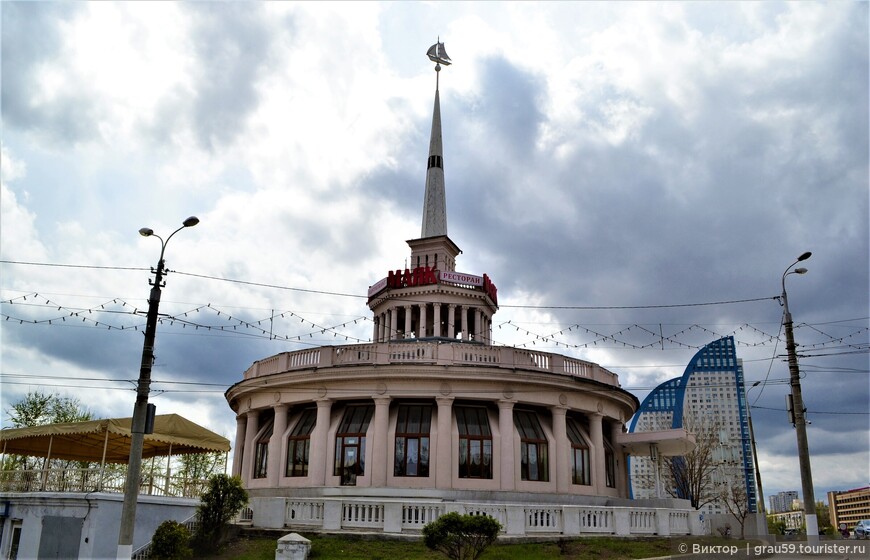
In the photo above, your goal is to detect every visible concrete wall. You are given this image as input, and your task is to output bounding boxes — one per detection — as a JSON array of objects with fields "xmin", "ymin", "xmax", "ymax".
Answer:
[{"xmin": 0, "ymin": 492, "xmax": 199, "ymax": 559}]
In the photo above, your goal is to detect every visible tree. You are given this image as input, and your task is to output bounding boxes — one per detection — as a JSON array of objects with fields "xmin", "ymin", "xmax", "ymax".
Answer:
[
  {"xmin": 718, "ymin": 473, "xmax": 751, "ymax": 539},
  {"xmin": 423, "ymin": 512, "xmax": 501, "ymax": 560},
  {"xmin": 191, "ymin": 474, "xmax": 248, "ymax": 555},
  {"xmin": 632, "ymin": 414, "xmax": 723, "ymax": 510},
  {"xmin": 175, "ymin": 451, "xmax": 225, "ymax": 482},
  {"xmin": 815, "ymin": 501, "xmax": 833, "ymax": 534},
  {"xmin": 4, "ymin": 391, "xmax": 92, "ymax": 470},
  {"xmin": 150, "ymin": 520, "xmax": 192, "ymax": 560},
  {"xmin": 768, "ymin": 516, "xmax": 786, "ymax": 535},
  {"xmin": 6, "ymin": 390, "xmax": 92, "ymax": 428}
]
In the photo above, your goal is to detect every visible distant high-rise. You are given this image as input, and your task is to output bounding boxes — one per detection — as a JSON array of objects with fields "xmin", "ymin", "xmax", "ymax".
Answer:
[
  {"xmin": 769, "ymin": 490, "xmax": 800, "ymax": 513},
  {"xmin": 628, "ymin": 337, "xmax": 757, "ymax": 516}
]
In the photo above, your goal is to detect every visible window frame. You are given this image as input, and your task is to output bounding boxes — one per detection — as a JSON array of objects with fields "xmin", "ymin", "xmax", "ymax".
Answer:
[
  {"xmin": 514, "ymin": 410, "xmax": 549, "ymax": 482},
  {"xmin": 252, "ymin": 419, "xmax": 274, "ymax": 479},
  {"xmin": 286, "ymin": 408, "xmax": 317, "ymax": 477},
  {"xmin": 394, "ymin": 403, "xmax": 433, "ymax": 477},
  {"xmin": 455, "ymin": 405, "xmax": 493, "ymax": 479},
  {"xmin": 334, "ymin": 405, "xmax": 374, "ymax": 485},
  {"xmin": 566, "ymin": 417, "xmax": 591, "ymax": 486},
  {"xmin": 604, "ymin": 438, "xmax": 616, "ymax": 488}
]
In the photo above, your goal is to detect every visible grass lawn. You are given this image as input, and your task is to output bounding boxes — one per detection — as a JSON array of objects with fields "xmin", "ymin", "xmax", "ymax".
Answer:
[{"xmin": 206, "ymin": 533, "xmax": 739, "ymax": 559}]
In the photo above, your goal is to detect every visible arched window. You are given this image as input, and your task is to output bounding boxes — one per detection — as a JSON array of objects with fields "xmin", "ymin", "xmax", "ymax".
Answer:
[
  {"xmin": 455, "ymin": 406, "xmax": 492, "ymax": 479},
  {"xmin": 514, "ymin": 410, "xmax": 549, "ymax": 482},
  {"xmin": 394, "ymin": 404, "xmax": 432, "ymax": 477},
  {"xmin": 252, "ymin": 420, "xmax": 274, "ymax": 479},
  {"xmin": 566, "ymin": 418, "xmax": 591, "ymax": 485},
  {"xmin": 286, "ymin": 408, "xmax": 316, "ymax": 477},
  {"xmin": 334, "ymin": 405, "xmax": 374, "ymax": 486}
]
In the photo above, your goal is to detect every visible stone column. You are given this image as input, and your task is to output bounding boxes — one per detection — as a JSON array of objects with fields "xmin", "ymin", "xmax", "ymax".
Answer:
[
  {"xmin": 550, "ymin": 406, "xmax": 570, "ymax": 493},
  {"xmin": 309, "ymin": 399, "xmax": 332, "ymax": 485},
  {"xmin": 433, "ymin": 303, "xmax": 442, "ymax": 337},
  {"xmin": 498, "ymin": 400, "xmax": 515, "ymax": 491},
  {"xmin": 372, "ymin": 316, "xmax": 378, "ymax": 343},
  {"xmin": 589, "ymin": 413, "xmax": 605, "ymax": 493},
  {"xmin": 404, "ymin": 305, "xmax": 412, "ymax": 338},
  {"xmin": 268, "ymin": 404, "xmax": 289, "ymax": 486},
  {"xmin": 461, "ymin": 306, "xmax": 469, "ymax": 340},
  {"xmin": 447, "ymin": 304, "xmax": 456, "ymax": 339},
  {"xmin": 435, "ymin": 397, "xmax": 454, "ymax": 489},
  {"xmin": 475, "ymin": 309, "xmax": 483, "ymax": 341},
  {"xmin": 233, "ymin": 415, "xmax": 246, "ymax": 477},
  {"xmin": 266, "ymin": 404, "xmax": 290, "ymax": 487},
  {"xmin": 419, "ymin": 304, "xmax": 427, "ymax": 338},
  {"xmin": 241, "ymin": 410, "xmax": 259, "ymax": 482},
  {"xmin": 390, "ymin": 308, "xmax": 398, "ymax": 341},
  {"xmin": 371, "ymin": 396, "xmax": 391, "ymax": 487},
  {"xmin": 380, "ymin": 313, "xmax": 387, "ymax": 342}
]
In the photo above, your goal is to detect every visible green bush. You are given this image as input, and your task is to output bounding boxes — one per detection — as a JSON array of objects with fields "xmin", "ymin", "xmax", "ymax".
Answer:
[
  {"xmin": 422, "ymin": 512, "xmax": 501, "ymax": 560},
  {"xmin": 191, "ymin": 474, "xmax": 248, "ymax": 555},
  {"xmin": 150, "ymin": 520, "xmax": 192, "ymax": 560}
]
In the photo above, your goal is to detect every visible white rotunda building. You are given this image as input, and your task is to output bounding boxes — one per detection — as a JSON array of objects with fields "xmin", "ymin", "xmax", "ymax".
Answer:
[{"xmin": 225, "ymin": 43, "xmax": 700, "ymax": 538}]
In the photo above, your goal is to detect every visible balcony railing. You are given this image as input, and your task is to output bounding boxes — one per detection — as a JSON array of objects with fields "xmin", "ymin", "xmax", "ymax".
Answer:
[
  {"xmin": 244, "ymin": 341, "xmax": 618, "ymax": 386},
  {"xmin": 0, "ymin": 466, "xmax": 208, "ymax": 499}
]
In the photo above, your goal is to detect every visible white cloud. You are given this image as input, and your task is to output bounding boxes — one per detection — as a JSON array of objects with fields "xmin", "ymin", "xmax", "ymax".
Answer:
[{"xmin": 1, "ymin": 2, "xmax": 866, "ymax": 501}]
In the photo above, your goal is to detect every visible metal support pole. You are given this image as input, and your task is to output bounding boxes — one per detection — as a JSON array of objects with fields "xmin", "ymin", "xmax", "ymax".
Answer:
[{"xmin": 781, "ymin": 253, "xmax": 818, "ymax": 543}]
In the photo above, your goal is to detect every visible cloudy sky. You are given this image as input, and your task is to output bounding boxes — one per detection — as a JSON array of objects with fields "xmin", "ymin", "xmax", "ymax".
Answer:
[{"xmin": 2, "ymin": 2, "xmax": 867, "ymax": 504}]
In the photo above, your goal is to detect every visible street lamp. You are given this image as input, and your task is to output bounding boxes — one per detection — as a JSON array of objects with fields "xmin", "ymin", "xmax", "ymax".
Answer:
[
  {"xmin": 117, "ymin": 216, "xmax": 199, "ymax": 559},
  {"xmin": 780, "ymin": 251, "xmax": 818, "ymax": 543}
]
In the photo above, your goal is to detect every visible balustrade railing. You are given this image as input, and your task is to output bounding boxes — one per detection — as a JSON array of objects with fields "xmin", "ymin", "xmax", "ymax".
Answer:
[
  {"xmin": 342, "ymin": 501, "xmax": 384, "ymax": 529},
  {"xmin": 242, "ymin": 341, "xmax": 619, "ymax": 386},
  {"xmin": 402, "ymin": 503, "xmax": 443, "ymax": 529},
  {"xmin": 272, "ymin": 497, "xmax": 699, "ymax": 538},
  {"xmin": 578, "ymin": 507, "xmax": 613, "ymax": 532}
]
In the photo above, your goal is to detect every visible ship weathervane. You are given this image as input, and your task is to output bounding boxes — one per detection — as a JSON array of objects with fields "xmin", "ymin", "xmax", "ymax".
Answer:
[{"xmin": 427, "ymin": 39, "xmax": 452, "ymax": 70}]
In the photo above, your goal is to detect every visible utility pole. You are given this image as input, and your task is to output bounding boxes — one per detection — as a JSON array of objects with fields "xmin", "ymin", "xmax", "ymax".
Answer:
[
  {"xmin": 117, "ymin": 217, "xmax": 199, "ymax": 559},
  {"xmin": 781, "ymin": 251, "xmax": 818, "ymax": 543}
]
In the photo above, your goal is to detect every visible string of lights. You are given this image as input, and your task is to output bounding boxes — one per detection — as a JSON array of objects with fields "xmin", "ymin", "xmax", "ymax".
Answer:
[{"xmin": 3, "ymin": 290, "xmax": 867, "ymax": 355}]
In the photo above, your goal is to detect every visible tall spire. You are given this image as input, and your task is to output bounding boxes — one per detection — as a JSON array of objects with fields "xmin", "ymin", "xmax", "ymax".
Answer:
[{"xmin": 421, "ymin": 40, "xmax": 450, "ymax": 238}]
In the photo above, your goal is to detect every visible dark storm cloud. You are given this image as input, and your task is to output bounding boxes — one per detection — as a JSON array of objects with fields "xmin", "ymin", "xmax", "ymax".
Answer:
[
  {"xmin": 182, "ymin": 3, "xmax": 277, "ymax": 151},
  {"xmin": 0, "ymin": 2, "xmax": 99, "ymax": 143},
  {"xmin": 425, "ymin": 17, "xmax": 867, "ymax": 469}
]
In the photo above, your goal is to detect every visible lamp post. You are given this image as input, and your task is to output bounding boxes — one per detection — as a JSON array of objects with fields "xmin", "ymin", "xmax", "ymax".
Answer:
[
  {"xmin": 747, "ymin": 381, "xmax": 767, "ymax": 537},
  {"xmin": 781, "ymin": 251, "xmax": 818, "ymax": 543},
  {"xmin": 117, "ymin": 216, "xmax": 199, "ymax": 559}
]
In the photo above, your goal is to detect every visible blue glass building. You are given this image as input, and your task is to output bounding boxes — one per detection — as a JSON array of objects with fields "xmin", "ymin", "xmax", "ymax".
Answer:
[{"xmin": 629, "ymin": 336, "xmax": 757, "ymax": 514}]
